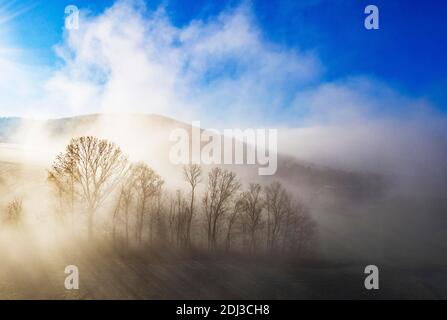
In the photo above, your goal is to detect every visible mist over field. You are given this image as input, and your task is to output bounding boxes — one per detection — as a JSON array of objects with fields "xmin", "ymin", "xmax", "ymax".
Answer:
[{"xmin": 0, "ymin": 113, "xmax": 446, "ymax": 299}]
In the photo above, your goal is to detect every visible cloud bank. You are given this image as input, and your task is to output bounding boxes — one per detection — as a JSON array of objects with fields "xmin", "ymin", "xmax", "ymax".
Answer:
[{"xmin": 41, "ymin": 0, "xmax": 320, "ymax": 126}]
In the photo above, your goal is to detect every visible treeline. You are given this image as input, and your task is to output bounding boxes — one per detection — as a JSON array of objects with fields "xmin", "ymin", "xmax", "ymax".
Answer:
[{"xmin": 47, "ymin": 136, "xmax": 317, "ymax": 255}]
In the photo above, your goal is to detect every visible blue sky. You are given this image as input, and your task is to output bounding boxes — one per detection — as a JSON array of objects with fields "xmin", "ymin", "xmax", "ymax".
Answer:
[
  {"xmin": 1, "ymin": 0, "xmax": 446, "ymax": 123},
  {"xmin": 6, "ymin": 0, "xmax": 446, "ymax": 107}
]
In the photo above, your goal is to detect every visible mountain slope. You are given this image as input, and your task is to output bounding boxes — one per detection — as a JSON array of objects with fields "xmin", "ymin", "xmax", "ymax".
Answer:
[{"xmin": 0, "ymin": 113, "xmax": 387, "ymax": 202}]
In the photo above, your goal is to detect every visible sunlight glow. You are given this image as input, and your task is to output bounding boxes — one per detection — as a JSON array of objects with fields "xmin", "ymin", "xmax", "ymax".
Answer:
[{"xmin": 0, "ymin": 1, "xmax": 34, "ymax": 52}]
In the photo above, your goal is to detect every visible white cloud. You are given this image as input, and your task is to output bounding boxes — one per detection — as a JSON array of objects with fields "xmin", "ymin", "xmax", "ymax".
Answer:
[{"xmin": 36, "ymin": 0, "xmax": 320, "ymax": 126}]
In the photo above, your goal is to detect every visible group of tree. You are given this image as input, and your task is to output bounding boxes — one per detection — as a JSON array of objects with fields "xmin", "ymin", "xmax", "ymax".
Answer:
[{"xmin": 48, "ymin": 136, "xmax": 317, "ymax": 255}]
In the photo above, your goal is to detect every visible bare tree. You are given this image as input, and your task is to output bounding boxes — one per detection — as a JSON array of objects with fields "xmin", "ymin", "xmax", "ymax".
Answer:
[
  {"xmin": 183, "ymin": 164, "xmax": 202, "ymax": 247},
  {"xmin": 133, "ymin": 162, "xmax": 164, "ymax": 245},
  {"xmin": 265, "ymin": 182, "xmax": 290, "ymax": 250},
  {"xmin": 112, "ymin": 188, "xmax": 124, "ymax": 243},
  {"xmin": 225, "ymin": 197, "xmax": 243, "ymax": 251},
  {"xmin": 4, "ymin": 198, "xmax": 23, "ymax": 226},
  {"xmin": 203, "ymin": 168, "xmax": 240, "ymax": 250},
  {"xmin": 48, "ymin": 155, "xmax": 75, "ymax": 227},
  {"xmin": 167, "ymin": 196, "xmax": 176, "ymax": 244},
  {"xmin": 148, "ymin": 187, "xmax": 165, "ymax": 246},
  {"xmin": 49, "ymin": 136, "xmax": 127, "ymax": 239},
  {"xmin": 282, "ymin": 201, "xmax": 317, "ymax": 255},
  {"xmin": 112, "ymin": 166, "xmax": 136, "ymax": 245},
  {"xmin": 166, "ymin": 191, "xmax": 188, "ymax": 247},
  {"xmin": 175, "ymin": 190, "xmax": 189, "ymax": 247},
  {"xmin": 240, "ymin": 184, "xmax": 264, "ymax": 253}
]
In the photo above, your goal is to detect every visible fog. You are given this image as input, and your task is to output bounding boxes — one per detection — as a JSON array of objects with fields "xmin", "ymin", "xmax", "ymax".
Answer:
[
  {"xmin": 0, "ymin": 0, "xmax": 446, "ymax": 299},
  {"xmin": 0, "ymin": 111, "xmax": 446, "ymax": 298}
]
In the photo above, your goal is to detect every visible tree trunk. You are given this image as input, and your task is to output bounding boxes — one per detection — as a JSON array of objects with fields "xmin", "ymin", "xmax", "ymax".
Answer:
[
  {"xmin": 125, "ymin": 206, "xmax": 129, "ymax": 246},
  {"xmin": 87, "ymin": 206, "xmax": 94, "ymax": 240},
  {"xmin": 186, "ymin": 187, "xmax": 195, "ymax": 247},
  {"xmin": 137, "ymin": 202, "xmax": 145, "ymax": 244}
]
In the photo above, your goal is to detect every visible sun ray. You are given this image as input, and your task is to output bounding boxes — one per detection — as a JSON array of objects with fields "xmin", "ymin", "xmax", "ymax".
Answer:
[
  {"xmin": 0, "ymin": 0, "xmax": 36, "ymax": 26},
  {"xmin": 0, "ymin": 1, "xmax": 36, "ymax": 61}
]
